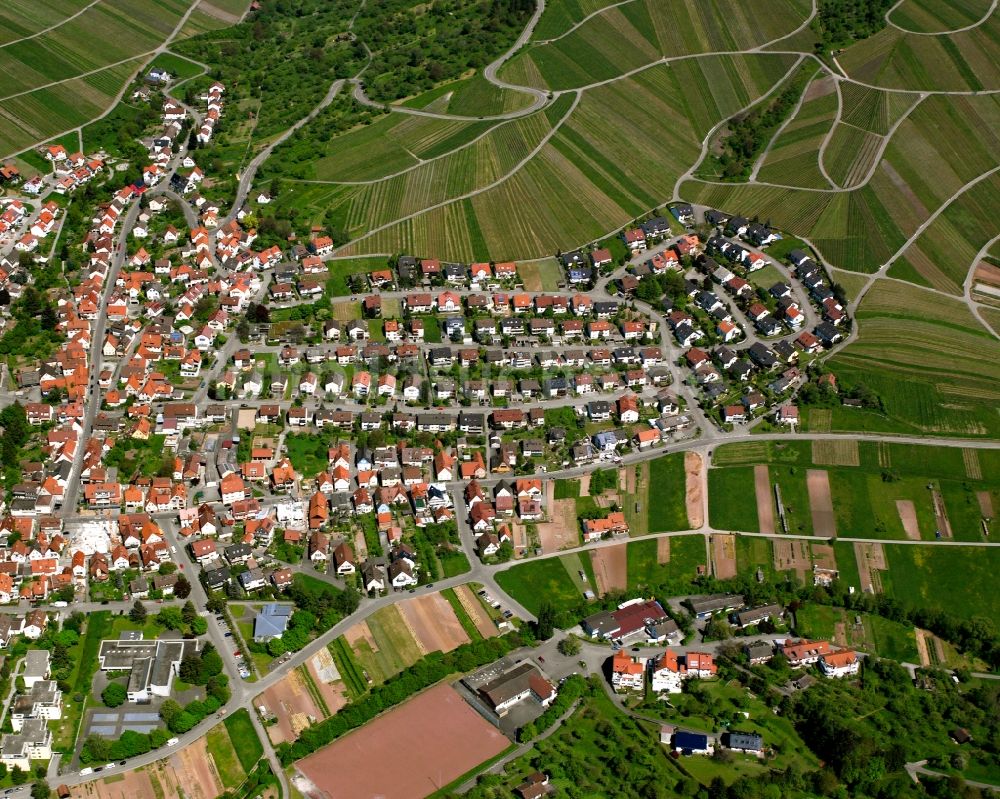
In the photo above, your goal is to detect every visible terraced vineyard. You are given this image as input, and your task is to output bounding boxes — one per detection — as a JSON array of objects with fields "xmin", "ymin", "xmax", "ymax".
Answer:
[
  {"xmin": 837, "ymin": 13, "xmax": 1000, "ymax": 92},
  {"xmin": 338, "ymin": 53, "xmax": 798, "ymax": 259},
  {"xmin": 757, "ymin": 75, "xmax": 838, "ymax": 188},
  {"xmin": 888, "ymin": 0, "xmax": 994, "ymax": 33},
  {"xmin": 839, "ymin": 83, "xmax": 919, "ymax": 136},
  {"xmin": 823, "ymin": 123, "xmax": 883, "ymax": 188},
  {"xmin": 497, "ymin": 0, "xmax": 812, "ymax": 91},
  {"xmin": 0, "ymin": 0, "xmax": 195, "ymax": 159},
  {"xmin": 683, "ymin": 92, "xmax": 1000, "ymax": 274}
]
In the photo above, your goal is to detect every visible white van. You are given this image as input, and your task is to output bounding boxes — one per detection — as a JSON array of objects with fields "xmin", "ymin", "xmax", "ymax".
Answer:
[
  {"xmin": 167, "ymin": 737, "xmax": 179, "ymax": 747},
  {"xmin": 79, "ymin": 768, "xmax": 93, "ymax": 776}
]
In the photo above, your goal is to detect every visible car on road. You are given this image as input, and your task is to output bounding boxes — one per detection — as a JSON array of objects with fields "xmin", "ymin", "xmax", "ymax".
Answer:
[
  {"xmin": 120, "ymin": 761, "xmax": 127, "ymax": 766},
  {"xmin": 233, "ymin": 650, "xmax": 241, "ymax": 657},
  {"xmin": 538, "ymin": 656, "xmax": 545, "ymax": 663}
]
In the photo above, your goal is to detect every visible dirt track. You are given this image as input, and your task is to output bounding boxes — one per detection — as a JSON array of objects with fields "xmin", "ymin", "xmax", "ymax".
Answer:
[
  {"xmin": 754, "ymin": 465, "xmax": 774, "ymax": 533},
  {"xmin": 591, "ymin": 543, "xmax": 627, "ymax": 593},
  {"xmin": 806, "ymin": 469, "xmax": 836, "ymax": 537},
  {"xmin": 895, "ymin": 500, "xmax": 921, "ymax": 540},
  {"xmin": 296, "ymin": 684, "xmax": 508, "ymax": 799},
  {"xmin": 657, "ymin": 537, "xmax": 670, "ymax": 564},
  {"xmin": 930, "ymin": 488, "xmax": 953, "ymax": 538},
  {"xmin": 978, "ymin": 491, "xmax": 995, "ymax": 517},
  {"xmin": 711, "ymin": 534, "xmax": 737, "ymax": 579},
  {"xmin": 398, "ymin": 592, "xmax": 469, "ymax": 654},
  {"xmin": 684, "ymin": 452, "xmax": 704, "ymax": 528}
]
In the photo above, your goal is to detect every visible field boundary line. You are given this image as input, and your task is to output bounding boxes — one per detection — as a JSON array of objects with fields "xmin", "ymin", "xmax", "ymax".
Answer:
[{"xmin": 885, "ymin": 0, "xmax": 999, "ymax": 35}]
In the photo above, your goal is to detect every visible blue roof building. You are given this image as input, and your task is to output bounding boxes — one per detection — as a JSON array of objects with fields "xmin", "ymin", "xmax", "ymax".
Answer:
[
  {"xmin": 673, "ymin": 731, "xmax": 711, "ymax": 754},
  {"xmin": 253, "ymin": 603, "xmax": 293, "ymax": 641}
]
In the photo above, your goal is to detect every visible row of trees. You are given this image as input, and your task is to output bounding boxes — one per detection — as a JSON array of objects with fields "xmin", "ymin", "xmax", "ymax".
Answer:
[{"xmin": 277, "ymin": 633, "xmax": 526, "ymax": 763}]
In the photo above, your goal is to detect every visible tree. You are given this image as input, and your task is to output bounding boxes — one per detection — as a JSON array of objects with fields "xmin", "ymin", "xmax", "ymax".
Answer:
[
  {"xmin": 179, "ymin": 654, "xmax": 201, "ymax": 685},
  {"xmin": 557, "ymin": 637, "xmax": 581, "ymax": 656},
  {"xmin": 11, "ymin": 766, "xmax": 25, "ymax": 785},
  {"xmin": 536, "ymin": 600, "xmax": 556, "ymax": 640},
  {"xmin": 182, "ymin": 600, "xmax": 197, "ymax": 626},
  {"xmin": 174, "ymin": 575, "xmax": 192, "ymax": 599},
  {"xmin": 102, "ymin": 682, "xmax": 127, "ymax": 708},
  {"xmin": 31, "ymin": 780, "xmax": 50, "ymax": 799},
  {"xmin": 130, "ymin": 600, "xmax": 148, "ymax": 624},
  {"xmin": 157, "ymin": 606, "xmax": 183, "ymax": 630},
  {"xmin": 159, "ymin": 699, "xmax": 182, "ymax": 726}
]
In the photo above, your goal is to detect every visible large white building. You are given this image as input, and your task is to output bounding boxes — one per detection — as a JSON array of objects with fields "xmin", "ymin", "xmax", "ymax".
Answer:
[
  {"xmin": 11, "ymin": 680, "xmax": 62, "ymax": 731},
  {"xmin": 819, "ymin": 650, "xmax": 859, "ymax": 678},
  {"xmin": 98, "ymin": 635, "xmax": 200, "ymax": 703},
  {"xmin": 0, "ymin": 719, "xmax": 52, "ymax": 771}
]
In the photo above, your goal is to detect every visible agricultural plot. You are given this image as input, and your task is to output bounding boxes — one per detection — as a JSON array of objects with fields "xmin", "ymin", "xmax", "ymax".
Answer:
[
  {"xmin": 342, "ymin": 606, "xmax": 424, "ymax": 685},
  {"xmin": 890, "ymin": 171, "xmax": 1000, "ymax": 294},
  {"xmin": 707, "ymin": 465, "xmax": 759, "ymax": 531},
  {"xmin": 496, "ymin": 557, "xmax": 587, "ymax": 616},
  {"xmin": 440, "ymin": 73, "xmax": 537, "ymax": 117},
  {"xmin": 625, "ymin": 535, "xmax": 706, "ymax": 589},
  {"xmin": 347, "ymin": 54, "xmax": 800, "ymax": 260},
  {"xmin": 757, "ymin": 75, "xmax": 837, "ymax": 188},
  {"xmin": 0, "ymin": 57, "xmax": 146, "ymax": 158},
  {"xmin": 829, "ymin": 280, "xmax": 1000, "ymax": 437},
  {"xmin": 838, "ymin": 15, "xmax": 1000, "ymax": 92},
  {"xmin": 530, "ymin": 0, "xmax": 628, "ymax": 41},
  {"xmin": 498, "ymin": 0, "xmax": 811, "ymax": 91},
  {"xmin": 683, "ymin": 93, "xmax": 1000, "ymax": 275},
  {"xmin": 823, "ymin": 123, "xmax": 883, "ymax": 189},
  {"xmin": 888, "ymin": 0, "xmax": 994, "ymax": 33},
  {"xmin": 795, "ymin": 605, "xmax": 919, "ymax": 663},
  {"xmin": 839, "ymin": 83, "xmax": 919, "ymax": 136},
  {"xmin": 304, "ymin": 111, "xmax": 496, "ymax": 182}
]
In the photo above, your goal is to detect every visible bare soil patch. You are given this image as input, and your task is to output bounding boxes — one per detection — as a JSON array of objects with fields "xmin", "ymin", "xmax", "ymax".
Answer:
[
  {"xmin": 398, "ymin": 592, "xmax": 470, "ymax": 654},
  {"xmin": 806, "ymin": 469, "xmax": 836, "ymax": 537},
  {"xmin": 657, "ymin": 536, "xmax": 671, "ymax": 564},
  {"xmin": 977, "ymin": 491, "xmax": 994, "ymax": 518},
  {"xmin": 810, "ymin": 542, "xmax": 838, "ymax": 571},
  {"xmin": 537, "ymin": 491, "xmax": 578, "ymax": 553},
  {"xmin": 344, "ymin": 620, "xmax": 379, "ymax": 653},
  {"xmin": 354, "ymin": 529, "xmax": 368, "ymax": 560},
  {"xmin": 295, "ymin": 684, "xmax": 509, "ymax": 799},
  {"xmin": 915, "ymin": 628, "xmax": 931, "ymax": 667},
  {"xmin": 773, "ymin": 539, "xmax": 811, "ymax": 578},
  {"xmin": 71, "ymin": 766, "xmax": 158, "ymax": 799},
  {"xmin": 833, "ymin": 621, "xmax": 848, "ymax": 648},
  {"xmin": 974, "ymin": 260, "xmax": 1000, "ymax": 288},
  {"xmin": 591, "ymin": 543, "xmax": 628, "ymax": 593},
  {"xmin": 578, "ymin": 473, "xmax": 591, "ymax": 496},
  {"xmin": 711, "ymin": 534, "xmax": 737, "ymax": 579},
  {"xmin": 896, "ymin": 500, "xmax": 921, "ymax": 540},
  {"xmin": 804, "ymin": 74, "xmax": 837, "ymax": 101},
  {"xmin": 754, "ymin": 465, "xmax": 775, "ymax": 534},
  {"xmin": 854, "ymin": 542, "xmax": 887, "ymax": 593},
  {"xmin": 930, "ymin": 488, "xmax": 953, "ymax": 538},
  {"xmin": 685, "ymin": 452, "xmax": 704, "ymax": 529},
  {"xmin": 455, "ymin": 584, "xmax": 498, "ymax": 638},
  {"xmin": 811, "ymin": 439, "xmax": 859, "ymax": 466},
  {"xmin": 171, "ymin": 735, "xmax": 224, "ymax": 799},
  {"xmin": 259, "ymin": 668, "xmax": 326, "ymax": 745},
  {"xmin": 623, "ymin": 465, "xmax": 637, "ymax": 495}
]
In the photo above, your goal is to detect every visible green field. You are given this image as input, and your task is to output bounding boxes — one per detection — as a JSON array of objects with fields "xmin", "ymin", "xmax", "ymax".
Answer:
[
  {"xmin": 206, "ymin": 724, "xmax": 245, "ymax": 788},
  {"xmin": 826, "ymin": 281, "xmax": 1000, "ymax": 438},
  {"xmin": 223, "ymin": 708, "xmax": 264, "ymax": 773},
  {"xmin": 496, "ymin": 556, "xmax": 586, "ymax": 616},
  {"xmin": 625, "ymin": 535, "xmax": 706, "ymax": 590},
  {"xmin": 838, "ymin": 16, "xmax": 1000, "ymax": 92},
  {"xmin": 884, "ymin": 544, "xmax": 1000, "ymax": 621},
  {"xmin": 347, "ymin": 605, "xmax": 424, "ymax": 684},
  {"xmin": 709, "ymin": 440, "xmax": 1000, "ymax": 542},
  {"xmin": 888, "ymin": 0, "xmax": 994, "ymax": 32},
  {"xmin": 707, "ymin": 466, "xmax": 759, "ymax": 531},
  {"xmin": 646, "ymin": 453, "xmax": 690, "ymax": 532}
]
